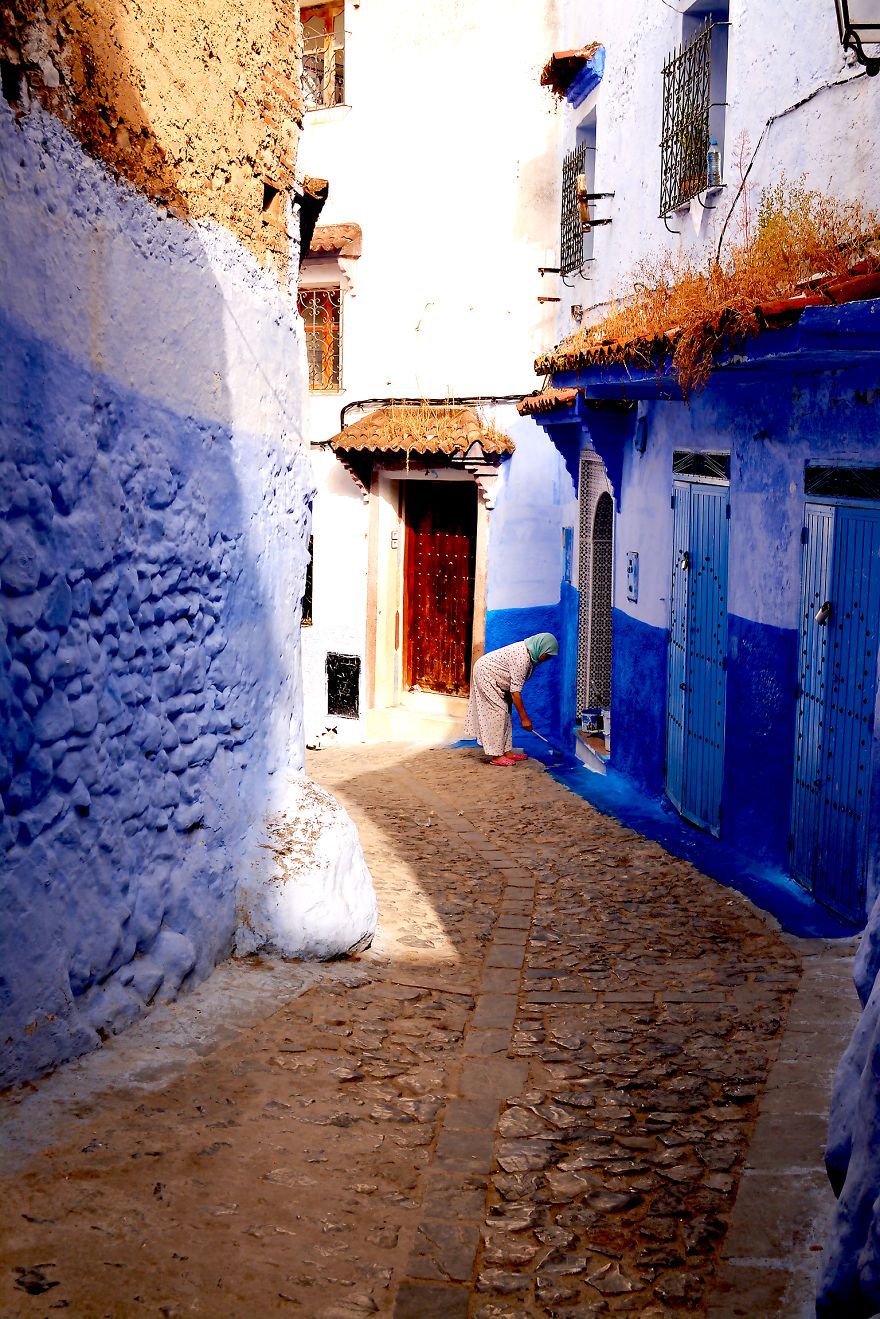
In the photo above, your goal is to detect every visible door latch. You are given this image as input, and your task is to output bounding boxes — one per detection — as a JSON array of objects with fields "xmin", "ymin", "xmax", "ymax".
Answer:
[
  {"xmin": 680, "ymin": 551, "xmax": 690, "ymax": 572},
  {"xmin": 815, "ymin": 600, "xmax": 832, "ymax": 625}
]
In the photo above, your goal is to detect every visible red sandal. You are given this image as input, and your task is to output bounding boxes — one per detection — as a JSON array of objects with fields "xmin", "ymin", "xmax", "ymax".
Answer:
[
  {"xmin": 507, "ymin": 753, "xmax": 528, "ymax": 762},
  {"xmin": 490, "ymin": 755, "xmax": 519, "ymax": 766}
]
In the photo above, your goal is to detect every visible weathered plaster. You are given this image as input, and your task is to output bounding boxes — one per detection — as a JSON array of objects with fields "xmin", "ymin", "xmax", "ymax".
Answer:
[
  {"xmin": 0, "ymin": 103, "xmax": 312, "ymax": 1086},
  {"xmin": 0, "ymin": 0, "xmax": 301, "ymax": 273}
]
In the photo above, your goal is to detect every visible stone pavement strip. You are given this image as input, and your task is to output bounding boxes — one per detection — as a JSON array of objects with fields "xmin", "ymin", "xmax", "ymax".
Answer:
[{"xmin": 0, "ymin": 743, "xmax": 858, "ymax": 1318}]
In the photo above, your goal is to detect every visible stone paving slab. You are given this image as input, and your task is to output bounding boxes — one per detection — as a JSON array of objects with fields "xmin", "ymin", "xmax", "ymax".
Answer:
[{"xmin": 0, "ymin": 743, "xmax": 857, "ymax": 1319}]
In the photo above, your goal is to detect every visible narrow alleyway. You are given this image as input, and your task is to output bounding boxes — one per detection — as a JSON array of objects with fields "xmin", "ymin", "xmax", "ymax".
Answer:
[{"xmin": 0, "ymin": 744, "xmax": 853, "ymax": 1318}]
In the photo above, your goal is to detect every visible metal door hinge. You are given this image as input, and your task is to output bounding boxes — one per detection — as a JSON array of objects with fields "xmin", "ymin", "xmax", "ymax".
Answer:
[
  {"xmin": 726, "ymin": 504, "xmax": 731, "ymax": 519},
  {"xmin": 801, "ymin": 525, "xmax": 809, "ymax": 544},
  {"xmin": 671, "ymin": 493, "xmax": 676, "ymax": 509}
]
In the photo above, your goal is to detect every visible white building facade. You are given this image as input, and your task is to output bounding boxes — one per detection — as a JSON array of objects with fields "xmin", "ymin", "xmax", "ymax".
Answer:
[{"xmin": 296, "ymin": 0, "xmax": 580, "ymax": 748}]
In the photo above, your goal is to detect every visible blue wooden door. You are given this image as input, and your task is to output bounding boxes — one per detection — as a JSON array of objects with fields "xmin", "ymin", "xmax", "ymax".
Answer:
[
  {"xmin": 791, "ymin": 503, "xmax": 880, "ymax": 922},
  {"xmin": 665, "ymin": 481, "xmax": 730, "ymax": 836}
]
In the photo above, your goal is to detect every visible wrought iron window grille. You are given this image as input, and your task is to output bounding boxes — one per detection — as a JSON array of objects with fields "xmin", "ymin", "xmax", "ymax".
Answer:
[
  {"xmin": 560, "ymin": 145, "xmax": 612, "ymax": 277},
  {"xmin": 298, "ymin": 287, "xmax": 342, "ymax": 391},
  {"xmin": 301, "ymin": 535, "xmax": 313, "ymax": 626},
  {"xmin": 302, "ymin": 2, "xmax": 345, "ymax": 111},
  {"xmin": 673, "ymin": 450, "xmax": 730, "ymax": 482},
  {"xmin": 805, "ymin": 465, "xmax": 880, "ymax": 500},
  {"xmin": 326, "ymin": 652, "xmax": 360, "ymax": 719},
  {"xmin": 660, "ymin": 21, "xmax": 725, "ymax": 217}
]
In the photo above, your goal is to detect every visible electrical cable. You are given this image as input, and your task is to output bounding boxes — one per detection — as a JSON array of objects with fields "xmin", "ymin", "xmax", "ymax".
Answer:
[
  {"xmin": 339, "ymin": 394, "xmax": 532, "ymax": 430},
  {"xmin": 715, "ymin": 69, "xmax": 868, "ymax": 261}
]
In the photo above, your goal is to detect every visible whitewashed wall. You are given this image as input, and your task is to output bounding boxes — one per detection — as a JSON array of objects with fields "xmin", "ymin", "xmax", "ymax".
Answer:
[
  {"xmin": 552, "ymin": 0, "xmax": 880, "ymax": 335},
  {"xmin": 0, "ymin": 105, "xmax": 313, "ymax": 1085},
  {"xmin": 297, "ymin": 0, "xmax": 567, "ymax": 741}
]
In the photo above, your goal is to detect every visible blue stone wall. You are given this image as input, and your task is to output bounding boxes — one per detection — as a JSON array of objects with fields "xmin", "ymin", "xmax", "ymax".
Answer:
[
  {"xmin": 0, "ymin": 108, "xmax": 311, "ymax": 1086},
  {"xmin": 820, "ymin": 899, "xmax": 880, "ymax": 1317}
]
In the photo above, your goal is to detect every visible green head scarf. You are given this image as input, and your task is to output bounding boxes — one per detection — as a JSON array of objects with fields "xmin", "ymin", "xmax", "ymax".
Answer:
[{"xmin": 524, "ymin": 633, "xmax": 559, "ymax": 664}]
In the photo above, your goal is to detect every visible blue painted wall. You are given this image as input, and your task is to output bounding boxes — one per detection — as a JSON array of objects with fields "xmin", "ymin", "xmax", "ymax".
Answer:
[
  {"xmin": 577, "ymin": 361, "xmax": 880, "ymax": 907},
  {"xmin": 0, "ymin": 108, "xmax": 311, "ymax": 1086},
  {"xmin": 724, "ymin": 615, "xmax": 798, "ymax": 868},
  {"xmin": 608, "ymin": 608, "xmax": 667, "ymax": 795},
  {"xmin": 484, "ymin": 408, "xmax": 579, "ymax": 749}
]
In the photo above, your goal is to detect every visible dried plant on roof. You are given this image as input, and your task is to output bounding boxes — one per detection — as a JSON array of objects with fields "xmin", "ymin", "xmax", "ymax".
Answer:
[{"xmin": 537, "ymin": 180, "xmax": 880, "ymax": 398}]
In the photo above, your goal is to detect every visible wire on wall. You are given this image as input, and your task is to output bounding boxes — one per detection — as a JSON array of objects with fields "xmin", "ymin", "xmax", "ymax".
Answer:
[{"xmin": 715, "ymin": 69, "xmax": 869, "ymax": 261}]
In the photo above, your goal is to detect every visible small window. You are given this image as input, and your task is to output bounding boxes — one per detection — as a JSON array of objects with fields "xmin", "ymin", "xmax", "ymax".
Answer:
[
  {"xmin": 805, "ymin": 466, "xmax": 880, "ymax": 500},
  {"xmin": 660, "ymin": 2, "xmax": 729, "ymax": 216},
  {"xmin": 327, "ymin": 652, "xmax": 360, "ymax": 719},
  {"xmin": 673, "ymin": 450, "xmax": 730, "ymax": 481},
  {"xmin": 302, "ymin": 535, "xmax": 313, "ymax": 626},
  {"xmin": 302, "ymin": 2, "xmax": 345, "ymax": 110},
  {"xmin": 560, "ymin": 142, "xmax": 588, "ymax": 276},
  {"xmin": 298, "ymin": 288, "xmax": 342, "ymax": 390}
]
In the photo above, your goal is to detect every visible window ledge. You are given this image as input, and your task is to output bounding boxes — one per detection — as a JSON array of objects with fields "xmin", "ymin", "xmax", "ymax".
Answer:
[{"xmin": 303, "ymin": 103, "xmax": 351, "ymax": 127}]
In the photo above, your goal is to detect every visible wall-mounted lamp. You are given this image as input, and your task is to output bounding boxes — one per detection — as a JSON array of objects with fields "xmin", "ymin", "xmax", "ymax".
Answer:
[{"xmin": 834, "ymin": 0, "xmax": 880, "ymax": 74}]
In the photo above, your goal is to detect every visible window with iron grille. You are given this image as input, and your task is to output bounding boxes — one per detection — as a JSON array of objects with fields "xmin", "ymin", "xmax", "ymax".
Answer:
[
  {"xmin": 298, "ymin": 288, "xmax": 342, "ymax": 391},
  {"xmin": 327, "ymin": 652, "xmax": 360, "ymax": 719},
  {"xmin": 301, "ymin": 535, "xmax": 313, "ymax": 626},
  {"xmin": 673, "ymin": 450, "xmax": 730, "ymax": 482},
  {"xmin": 560, "ymin": 142, "xmax": 588, "ymax": 276},
  {"xmin": 660, "ymin": 21, "xmax": 715, "ymax": 216},
  {"xmin": 302, "ymin": 2, "xmax": 345, "ymax": 110},
  {"xmin": 805, "ymin": 466, "xmax": 880, "ymax": 500}
]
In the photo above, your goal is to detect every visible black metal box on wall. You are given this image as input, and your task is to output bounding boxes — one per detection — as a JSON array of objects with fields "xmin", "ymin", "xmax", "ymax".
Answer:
[{"xmin": 326, "ymin": 652, "xmax": 360, "ymax": 719}]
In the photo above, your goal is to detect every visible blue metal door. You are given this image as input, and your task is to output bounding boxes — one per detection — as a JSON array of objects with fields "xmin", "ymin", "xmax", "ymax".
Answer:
[
  {"xmin": 665, "ymin": 480, "xmax": 729, "ymax": 836},
  {"xmin": 791, "ymin": 503, "xmax": 880, "ymax": 922}
]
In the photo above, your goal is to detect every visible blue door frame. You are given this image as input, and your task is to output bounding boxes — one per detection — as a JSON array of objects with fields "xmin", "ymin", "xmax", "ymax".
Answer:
[
  {"xmin": 791, "ymin": 502, "xmax": 880, "ymax": 924},
  {"xmin": 665, "ymin": 480, "xmax": 730, "ymax": 837}
]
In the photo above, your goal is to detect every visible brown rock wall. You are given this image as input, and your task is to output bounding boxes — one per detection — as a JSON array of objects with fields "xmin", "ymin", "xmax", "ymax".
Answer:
[{"xmin": 0, "ymin": 0, "xmax": 302, "ymax": 270}]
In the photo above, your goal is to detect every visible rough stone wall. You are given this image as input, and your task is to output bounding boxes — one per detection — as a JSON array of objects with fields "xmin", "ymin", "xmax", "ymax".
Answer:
[
  {"xmin": 0, "ymin": 0, "xmax": 312, "ymax": 1087},
  {"xmin": 820, "ymin": 900, "xmax": 880, "ymax": 1316},
  {"xmin": 0, "ymin": 0, "xmax": 301, "ymax": 273}
]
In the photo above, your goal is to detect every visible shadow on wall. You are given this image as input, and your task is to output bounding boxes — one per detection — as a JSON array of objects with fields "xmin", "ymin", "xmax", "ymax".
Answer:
[{"xmin": 0, "ymin": 91, "xmax": 308, "ymax": 1087}]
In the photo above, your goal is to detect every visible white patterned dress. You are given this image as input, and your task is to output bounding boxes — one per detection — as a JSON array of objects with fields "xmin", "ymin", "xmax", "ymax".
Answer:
[{"xmin": 463, "ymin": 642, "xmax": 535, "ymax": 757}]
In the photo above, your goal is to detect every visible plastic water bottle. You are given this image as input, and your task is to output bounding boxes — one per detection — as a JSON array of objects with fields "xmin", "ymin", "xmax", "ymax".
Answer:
[{"xmin": 707, "ymin": 140, "xmax": 722, "ymax": 188}]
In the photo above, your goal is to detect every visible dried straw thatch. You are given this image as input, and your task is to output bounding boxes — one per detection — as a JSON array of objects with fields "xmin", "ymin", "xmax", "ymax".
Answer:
[
  {"xmin": 537, "ymin": 180, "xmax": 880, "ymax": 398},
  {"xmin": 327, "ymin": 404, "xmax": 515, "ymax": 457}
]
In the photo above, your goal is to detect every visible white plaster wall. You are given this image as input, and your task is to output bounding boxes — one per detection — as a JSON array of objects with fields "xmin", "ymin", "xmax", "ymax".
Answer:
[
  {"xmin": 552, "ymin": 0, "xmax": 880, "ymax": 336},
  {"xmin": 297, "ymin": 0, "xmax": 566, "ymax": 734},
  {"xmin": 301, "ymin": 446, "xmax": 369, "ymax": 743},
  {"xmin": 486, "ymin": 408, "xmax": 578, "ymax": 613}
]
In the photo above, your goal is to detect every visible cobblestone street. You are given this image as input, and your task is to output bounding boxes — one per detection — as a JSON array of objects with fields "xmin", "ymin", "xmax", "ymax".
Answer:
[{"xmin": 0, "ymin": 744, "xmax": 856, "ymax": 1318}]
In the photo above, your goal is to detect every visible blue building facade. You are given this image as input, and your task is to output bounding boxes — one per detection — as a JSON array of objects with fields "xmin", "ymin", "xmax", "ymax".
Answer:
[{"xmin": 529, "ymin": 299, "xmax": 880, "ymax": 928}]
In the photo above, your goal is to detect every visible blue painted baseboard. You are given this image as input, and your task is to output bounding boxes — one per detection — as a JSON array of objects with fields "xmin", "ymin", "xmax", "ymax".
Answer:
[
  {"xmin": 485, "ymin": 600, "xmax": 578, "ymax": 747},
  {"xmin": 610, "ymin": 608, "xmax": 667, "ymax": 795}
]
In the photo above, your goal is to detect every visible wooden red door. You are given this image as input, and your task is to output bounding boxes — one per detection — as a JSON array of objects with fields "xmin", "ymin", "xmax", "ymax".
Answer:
[{"xmin": 403, "ymin": 481, "xmax": 477, "ymax": 695}]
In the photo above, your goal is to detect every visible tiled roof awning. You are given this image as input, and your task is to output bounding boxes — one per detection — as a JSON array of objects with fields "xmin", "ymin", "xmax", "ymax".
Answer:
[
  {"xmin": 327, "ymin": 405, "xmax": 515, "ymax": 457},
  {"xmin": 308, "ymin": 223, "xmax": 362, "ymax": 257},
  {"xmin": 518, "ymin": 388, "xmax": 580, "ymax": 417},
  {"xmin": 535, "ymin": 267, "xmax": 880, "ymax": 382},
  {"xmin": 541, "ymin": 42, "xmax": 605, "ymax": 106}
]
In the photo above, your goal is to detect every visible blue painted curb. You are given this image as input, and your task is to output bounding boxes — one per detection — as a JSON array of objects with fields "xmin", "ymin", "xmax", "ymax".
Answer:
[{"xmin": 451, "ymin": 735, "xmax": 857, "ymax": 940}]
